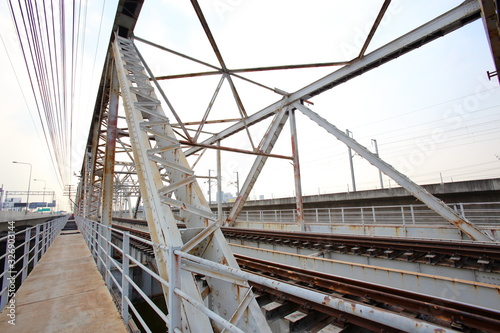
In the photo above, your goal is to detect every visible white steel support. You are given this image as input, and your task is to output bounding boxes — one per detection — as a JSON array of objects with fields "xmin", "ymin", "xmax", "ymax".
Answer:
[
  {"xmin": 225, "ymin": 105, "xmax": 290, "ymax": 225},
  {"xmin": 289, "ymin": 109, "xmax": 305, "ymax": 231},
  {"xmin": 295, "ymin": 102, "xmax": 496, "ymax": 242},
  {"xmin": 112, "ymin": 36, "xmax": 270, "ymax": 332}
]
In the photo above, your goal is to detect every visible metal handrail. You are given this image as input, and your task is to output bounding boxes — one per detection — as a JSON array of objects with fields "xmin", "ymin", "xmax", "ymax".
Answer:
[
  {"xmin": 226, "ymin": 202, "xmax": 500, "ymax": 225},
  {"xmin": 76, "ymin": 216, "xmax": 458, "ymax": 333},
  {"xmin": 0, "ymin": 216, "xmax": 68, "ymax": 310}
]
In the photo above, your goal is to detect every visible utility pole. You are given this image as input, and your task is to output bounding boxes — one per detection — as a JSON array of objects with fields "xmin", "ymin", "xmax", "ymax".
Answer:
[
  {"xmin": 13, "ymin": 161, "xmax": 32, "ymax": 213},
  {"xmin": 217, "ymin": 141, "xmax": 222, "ymax": 220},
  {"xmin": 34, "ymin": 179, "xmax": 47, "ymax": 205},
  {"xmin": 234, "ymin": 171, "xmax": 240, "ymax": 196},
  {"xmin": 208, "ymin": 169, "xmax": 213, "ymax": 204},
  {"xmin": 371, "ymin": 139, "xmax": 384, "ymax": 189},
  {"xmin": 346, "ymin": 130, "xmax": 356, "ymax": 192},
  {"xmin": 0, "ymin": 184, "xmax": 3, "ymax": 211}
]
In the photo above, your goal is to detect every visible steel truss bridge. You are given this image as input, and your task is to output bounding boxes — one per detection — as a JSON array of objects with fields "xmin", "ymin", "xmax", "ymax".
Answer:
[{"xmin": 73, "ymin": 1, "xmax": 500, "ymax": 332}]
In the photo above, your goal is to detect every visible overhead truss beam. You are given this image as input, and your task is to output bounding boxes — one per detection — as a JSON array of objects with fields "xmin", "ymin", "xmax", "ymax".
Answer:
[{"xmin": 185, "ymin": 0, "xmax": 482, "ymax": 157}]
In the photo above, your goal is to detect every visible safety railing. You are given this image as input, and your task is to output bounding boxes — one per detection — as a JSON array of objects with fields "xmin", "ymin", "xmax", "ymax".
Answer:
[
  {"xmin": 227, "ymin": 202, "xmax": 500, "ymax": 226},
  {"xmin": 0, "ymin": 215, "xmax": 68, "ymax": 310},
  {"xmin": 76, "ymin": 216, "xmax": 457, "ymax": 333}
]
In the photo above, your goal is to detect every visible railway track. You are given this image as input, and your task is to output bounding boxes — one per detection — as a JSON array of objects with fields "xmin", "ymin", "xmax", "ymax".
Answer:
[
  {"xmin": 110, "ymin": 221, "xmax": 500, "ymax": 332},
  {"xmin": 113, "ymin": 217, "xmax": 500, "ymax": 272}
]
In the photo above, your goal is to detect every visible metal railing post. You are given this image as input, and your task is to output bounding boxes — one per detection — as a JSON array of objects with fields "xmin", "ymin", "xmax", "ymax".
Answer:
[
  {"xmin": 41, "ymin": 224, "xmax": 47, "ymax": 256},
  {"xmin": 97, "ymin": 224, "xmax": 103, "ymax": 271},
  {"xmin": 1, "ymin": 238, "xmax": 11, "ymax": 309},
  {"xmin": 21, "ymin": 228, "xmax": 31, "ymax": 283},
  {"xmin": 121, "ymin": 231, "xmax": 130, "ymax": 322},
  {"xmin": 33, "ymin": 224, "xmax": 40, "ymax": 266},
  {"xmin": 92, "ymin": 222, "xmax": 98, "ymax": 258},
  {"xmin": 169, "ymin": 247, "xmax": 182, "ymax": 332},
  {"xmin": 410, "ymin": 205, "xmax": 415, "ymax": 225},
  {"xmin": 105, "ymin": 226, "xmax": 112, "ymax": 288}
]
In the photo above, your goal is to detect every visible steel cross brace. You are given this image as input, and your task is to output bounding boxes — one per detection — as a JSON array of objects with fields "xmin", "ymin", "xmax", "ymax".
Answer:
[
  {"xmin": 225, "ymin": 103, "xmax": 290, "ymax": 226},
  {"xmin": 294, "ymin": 102, "xmax": 496, "ymax": 242}
]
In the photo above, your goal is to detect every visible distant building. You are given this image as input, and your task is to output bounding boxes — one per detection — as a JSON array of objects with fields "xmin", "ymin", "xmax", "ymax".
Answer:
[
  {"xmin": 222, "ymin": 192, "xmax": 235, "ymax": 203},
  {"xmin": 2, "ymin": 198, "xmax": 22, "ymax": 211}
]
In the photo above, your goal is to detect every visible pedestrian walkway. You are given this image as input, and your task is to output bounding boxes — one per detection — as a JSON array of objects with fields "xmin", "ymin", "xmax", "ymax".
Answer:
[{"xmin": 0, "ymin": 221, "xmax": 128, "ymax": 332}]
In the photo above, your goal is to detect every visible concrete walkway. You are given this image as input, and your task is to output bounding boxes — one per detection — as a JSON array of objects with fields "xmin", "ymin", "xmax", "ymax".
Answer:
[{"xmin": 0, "ymin": 224, "xmax": 128, "ymax": 332}]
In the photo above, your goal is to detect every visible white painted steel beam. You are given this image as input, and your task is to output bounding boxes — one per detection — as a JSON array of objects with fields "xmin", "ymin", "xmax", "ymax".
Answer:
[
  {"xmin": 295, "ymin": 102, "xmax": 496, "ymax": 242},
  {"xmin": 112, "ymin": 36, "xmax": 270, "ymax": 332},
  {"xmin": 225, "ymin": 105, "xmax": 290, "ymax": 225}
]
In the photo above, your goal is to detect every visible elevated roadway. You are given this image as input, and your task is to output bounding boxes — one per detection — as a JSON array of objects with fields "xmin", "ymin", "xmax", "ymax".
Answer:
[
  {"xmin": 215, "ymin": 178, "xmax": 500, "ymax": 212},
  {"xmin": 0, "ymin": 211, "xmax": 65, "ymax": 232}
]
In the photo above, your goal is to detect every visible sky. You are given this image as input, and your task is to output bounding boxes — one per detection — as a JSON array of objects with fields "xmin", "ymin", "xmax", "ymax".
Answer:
[{"xmin": 0, "ymin": 0, "xmax": 499, "ymax": 211}]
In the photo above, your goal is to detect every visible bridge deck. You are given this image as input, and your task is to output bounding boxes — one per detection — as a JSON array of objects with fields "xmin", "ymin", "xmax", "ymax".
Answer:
[{"xmin": 0, "ymin": 222, "xmax": 127, "ymax": 332}]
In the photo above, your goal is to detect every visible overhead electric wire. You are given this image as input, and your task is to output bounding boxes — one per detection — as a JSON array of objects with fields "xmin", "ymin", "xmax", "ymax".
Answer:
[
  {"xmin": 6, "ymin": 0, "xmax": 91, "ymax": 190},
  {"xmin": 6, "ymin": 0, "xmax": 61, "ymax": 187}
]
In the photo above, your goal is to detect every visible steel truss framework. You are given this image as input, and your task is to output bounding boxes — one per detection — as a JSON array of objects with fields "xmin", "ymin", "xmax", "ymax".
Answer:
[{"xmin": 76, "ymin": 0, "xmax": 498, "ymax": 332}]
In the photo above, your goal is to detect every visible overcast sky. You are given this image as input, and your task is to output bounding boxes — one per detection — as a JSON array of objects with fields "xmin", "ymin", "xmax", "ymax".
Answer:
[{"xmin": 1, "ymin": 0, "xmax": 499, "ymax": 211}]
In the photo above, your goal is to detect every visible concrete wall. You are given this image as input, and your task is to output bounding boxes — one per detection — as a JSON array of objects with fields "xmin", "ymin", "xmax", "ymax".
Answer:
[
  {"xmin": 214, "ymin": 178, "xmax": 500, "ymax": 212},
  {"xmin": 0, "ymin": 211, "xmax": 65, "ymax": 232}
]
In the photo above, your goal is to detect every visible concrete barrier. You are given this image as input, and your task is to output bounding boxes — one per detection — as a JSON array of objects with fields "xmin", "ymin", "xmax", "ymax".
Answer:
[{"xmin": 0, "ymin": 211, "xmax": 65, "ymax": 232}]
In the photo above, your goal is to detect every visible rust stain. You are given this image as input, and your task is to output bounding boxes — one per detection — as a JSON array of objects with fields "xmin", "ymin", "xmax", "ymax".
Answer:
[{"xmin": 221, "ymin": 256, "xmax": 228, "ymax": 266}]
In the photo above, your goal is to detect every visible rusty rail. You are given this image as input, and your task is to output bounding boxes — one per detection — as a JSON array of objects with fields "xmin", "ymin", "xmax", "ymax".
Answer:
[{"xmin": 110, "ymin": 222, "xmax": 500, "ymax": 332}]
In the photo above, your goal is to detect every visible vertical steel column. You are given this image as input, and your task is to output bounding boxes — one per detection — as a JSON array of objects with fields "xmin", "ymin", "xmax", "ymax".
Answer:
[
  {"xmin": 372, "ymin": 139, "xmax": 384, "ymax": 189},
  {"xmin": 101, "ymin": 63, "xmax": 119, "ymax": 288},
  {"xmin": 226, "ymin": 105, "xmax": 289, "ymax": 225},
  {"xmin": 289, "ymin": 109, "xmax": 305, "ymax": 231},
  {"xmin": 346, "ymin": 129, "xmax": 356, "ymax": 192},
  {"xmin": 21, "ymin": 228, "xmax": 31, "ymax": 283},
  {"xmin": 217, "ymin": 141, "xmax": 222, "ymax": 220},
  {"xmin": 101, "ymin": 64, "xmax": 119, "ymax": 226},
  {"xmin": 208, "ymin": 169, "xmax": 212, "ymax": 205}
]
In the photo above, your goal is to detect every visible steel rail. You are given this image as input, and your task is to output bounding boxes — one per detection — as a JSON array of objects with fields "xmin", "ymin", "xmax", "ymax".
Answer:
[
  {"xmin": 112, "ymin": 218, "xmax": 500, "ymax": 268},
  {"xmin": 236, "ymin": 254, "xmax": 500, "ymax": 332},
  {"xmin": 222, "ymin": 227, "xmax": 500, "ymax": 260},
  {"xmin": 109, "ymin": 222, "xmax": 500, "ymax": 332}
]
